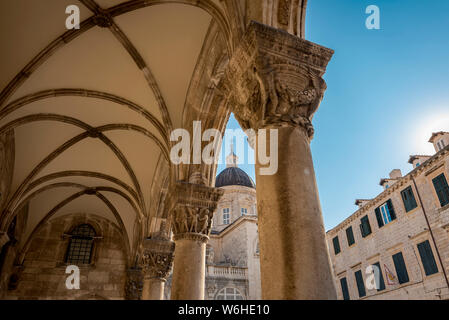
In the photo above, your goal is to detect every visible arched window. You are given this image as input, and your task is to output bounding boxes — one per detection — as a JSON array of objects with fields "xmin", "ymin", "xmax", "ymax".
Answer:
[
  {"xmin": 65, "ymin": 224, "xmax": 96, "ymax": 265},
  {"xmin": 215, "ymin": 287, "xmax": 244, "ymax": 300}
]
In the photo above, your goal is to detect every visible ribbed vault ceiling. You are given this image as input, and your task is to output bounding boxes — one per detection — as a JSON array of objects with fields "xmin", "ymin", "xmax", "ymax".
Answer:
[{"xmin": 0, "ymin": 0, "xmax": 226, "ymax": 259}]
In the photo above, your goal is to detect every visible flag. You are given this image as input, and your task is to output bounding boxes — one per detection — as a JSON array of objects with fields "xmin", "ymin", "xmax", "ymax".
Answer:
[{"xmin": 384, "ymin": 264, "xmax": 397, "ymax": 285}]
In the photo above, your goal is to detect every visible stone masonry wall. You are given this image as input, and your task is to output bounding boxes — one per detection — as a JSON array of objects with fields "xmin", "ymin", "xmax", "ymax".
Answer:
[
  {"xmin": 5, "ymin": 213, "xmax": 129, "ymax": 300},
  {"xmin": 327, "ymin": 149, "xmax": 449, "ymax": 300}
]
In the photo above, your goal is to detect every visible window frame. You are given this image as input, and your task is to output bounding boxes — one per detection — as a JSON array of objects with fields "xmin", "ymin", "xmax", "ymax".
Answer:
[
  {"xmin": 340, "ymin": 277, "xmax": 350, "ymax": 300},
  {"xmin": 374, "ymin": 199, "xmax": 397, "ymax": 228},
  {"xmin": 346, "ymin": 226, "xmax": 355, "ymax": 246},
  {"xmin": 372, "ymin": 262, "xmax": 386, "ymax": 291},
  {"xmin": 223, "ymin": 208, "xmax": 230, "ymax": 225},
  {"xmin": 417, "ymin": 240, "xmax": 439, "ymax": 276},
  {"xmin": 392, "ymin": 252, "xmax": 410, "ymax": 284},
  {"xmin": 65, "ymin": 224, "xmax": 96, "ymax": 265},
  {"xmin": 401, "ymin": 186, "xmax": 418, "ymax": 213},
  {"xmin": 354, "ymin": 270, "xmax": 366, "ymax": 298},
  {"xmin": 332, "ymin": 236, "xmax": 341, "ymax": 255},
  {"xmin": 432, "ymin": 173, "xmax": 449, "ymax": 208},
  {"xmin": 215, "ymin": 287, "xmax": 245, "ymax": 300},
  {"xmin": 360, "ymin": 215, "xmax": 372, "ymax": 238}
]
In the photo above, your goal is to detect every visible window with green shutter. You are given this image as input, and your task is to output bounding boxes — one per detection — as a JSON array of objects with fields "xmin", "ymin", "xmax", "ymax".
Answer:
[
  {"xmin": 417, "ymin": 240, "xmax": 439, "ymax": 276},
  {"xmin": 340, "ymin": 277, "xmax": 350, "ymax": 300},
  {"xmin": 392, "ymin": 252, "xmax": 409, "ymax": 284},
  {"xmin": 432, "ymin": 173, "xmax": 449, "ymax": 207},
  {"xmin": 346, "ymin": 226, "xmax": 355, "ymax": 246},
  {"xmin": 373, "ymin": 262, "xmax": 386, "ymax": 291},
  {"xmin": 401, "ymin": 186, "xmax": 418, "ymax": 212},
  {"xmin": 332, "ymin": 236, "xmax": 341, "ymax": 255},
  {"xmin": 375, "ymin": 200, "xmax": 397, "ymax": 228},
  {"xmin": 354, "ymin": 270, "xmax": 366, "ymax": 298},
  {"xmin": 360, "ymin": 215, "xmax": 372, "ymax": 237}
]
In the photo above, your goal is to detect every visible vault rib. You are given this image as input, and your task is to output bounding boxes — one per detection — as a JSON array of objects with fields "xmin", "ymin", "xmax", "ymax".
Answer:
[
  {"xmin": 17, "ymin": 189, "xmax": 131, "ymax": 265},
  {"xmin": 0, "ymin": 115, "xmax": 155, "ymax": 226},
  {"xmin": 1, "ymin": 89, "xmax": 168, "ymax": 146}
]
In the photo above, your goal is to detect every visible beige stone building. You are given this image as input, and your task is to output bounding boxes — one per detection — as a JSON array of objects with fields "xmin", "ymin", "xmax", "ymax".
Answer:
[
  {"xmin": 164, "ymin": 150, "xmax": 261, "ymax": 300},
  {"xmin": 327, "ymin": 132, "xmax": 449, "ymax": 300},
  {"xmin": 0, "ymin": 0, "xmax": 337, "ymax": 300}
]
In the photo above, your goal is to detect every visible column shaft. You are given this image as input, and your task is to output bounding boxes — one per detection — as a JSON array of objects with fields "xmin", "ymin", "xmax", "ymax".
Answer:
[
  {"xmin": 142, "ymin": 277, "xmax": 166, "ymax": 300},
  {"xmin": 167, "ymin": 182, "xmax": 223, "ymax": 300},
  {"xmin": 171, "ymin": 238, "xmax": 206, "ymax": 300},
  {"xmin": 256, "ymin": 127, "xmax": 336, "ymax": 299}
]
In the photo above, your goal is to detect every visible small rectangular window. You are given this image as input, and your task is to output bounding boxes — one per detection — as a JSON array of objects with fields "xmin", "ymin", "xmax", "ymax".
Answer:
[
  {"xmin": 432, "ymin": 173, "xmax": 449, "ymax": 207},
  {"xmin": 354, "ymin": 270, "xmax": 366, "ymax": 298},
  {"xmin": 360, "ymin": 215, "xmax": 372, "ymax": 238},
  {"xmin": 340, "ymin": 277, "xmax": 350, "ymax": 300},
  {"xmin": 241, "ymin": 208, "xmax": 247, "ymax": 216},
  {"xmin": 346, "ymin": 226, "xmax": 355, "ymax": 246},
  {"xmin": 332, "ymin": 236, "xmax": 341, "ymax": 255},
  {"xmin": 417, "ymin": 240, "xmax": 439, "ymax": 276},
  {"xmin": 223, "ymin": 208, "xmax": 230, "ymax": 225},
  {"xmin": 401, "ymin": 186, "xmax": 418, "ymax": 212},
  {"xmin": 392, "ymin": 252, "xmax": 410, "ymax": 284}
]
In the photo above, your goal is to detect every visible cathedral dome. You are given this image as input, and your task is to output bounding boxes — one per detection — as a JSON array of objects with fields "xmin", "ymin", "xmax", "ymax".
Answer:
[{"xmin": 216, "ymin": 167, "xmax": 255, "ymax": 189}]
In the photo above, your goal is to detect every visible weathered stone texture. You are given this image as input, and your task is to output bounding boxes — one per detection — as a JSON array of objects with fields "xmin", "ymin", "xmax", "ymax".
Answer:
[
  {"xmin": 327, "ymin": 147, "xmax": 449, "ymax": 300},
  {"xmin": 4, "ymin": 214, "xmax": 128, "ymax": 300}
]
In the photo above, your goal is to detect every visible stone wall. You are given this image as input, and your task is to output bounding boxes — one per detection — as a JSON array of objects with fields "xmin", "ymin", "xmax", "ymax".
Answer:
[
  {"xmin": 327, "ymin": 148, "xmax": 449, "ymax": 300},
  {"xmin": 4, "ymin": 213, "xmax": 129, "ymax": 300}
]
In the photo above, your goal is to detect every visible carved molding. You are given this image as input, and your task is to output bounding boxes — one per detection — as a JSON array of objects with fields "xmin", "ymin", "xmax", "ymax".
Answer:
[
  {"xmin": 125, "ymin": 268, "xmax": 143, "ymax": 300},
  {"xmin": 222, "ymin": 21, "xmax": 334, "ymax": 138},
  {"xmin": 140, "ymin": 239, "xmax": 175, "ymax": 280},
  {"xmin": 168, "ymin": 182, "xmax": 223, "ymax": 242},
  {"xmin": 278, "ymin": 0, "xmax": 292, "ymax": 26}
]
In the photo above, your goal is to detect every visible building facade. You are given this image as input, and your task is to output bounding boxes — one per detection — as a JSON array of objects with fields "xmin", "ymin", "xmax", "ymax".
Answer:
[
  {"xmin": 327, "ymin": 132, "xmax": 449, "ymax": 300},
  {"xmin": 165, "ymin": 150, "xmax": 261, "ymax": 300}
]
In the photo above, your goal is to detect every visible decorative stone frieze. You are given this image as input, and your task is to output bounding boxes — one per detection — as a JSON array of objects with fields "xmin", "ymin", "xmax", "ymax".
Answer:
[
  {"xmin": 168, "ymin": 182, "xmax": 224, "ymax": 243},
  {"xmin": 140, "ymin": 238, "xmax": 175, "ymax": 280},
  {"xmin": 222, "ymin": 21, "xmax": 333, "ymax": 138}
]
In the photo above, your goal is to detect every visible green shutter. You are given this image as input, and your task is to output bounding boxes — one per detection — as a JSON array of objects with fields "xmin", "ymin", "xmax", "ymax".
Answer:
[
  {"xmin": 333, "ymin": 236, "xmax": 341, "ymax": 255},
  {"xmin": 387, "ymin": 199, "xmax": 396, "ymax": 221},
  {"xmin": 433, "ymin": 174, "xmax": 449, "ymax": 207},
  {"xmin": 417, "ymin": 240, "xmax": 439, "ymax": 276},
  {"xmin": 375, "ymin": 207, "xmax": 384, "ymax": 228},
  {"xmin": 354, "ymin": 270, "xmax": 366, "ymax": 298},
  {"xmin": 373, "ymin": 262, "xmax": 386, "ymax": 291},
  {"xmin": 401, "ymin": 186, "xmax": 418, "ymax": 212},
  {"xmin": 340, "ymin": 277, "xmax": 350, "ymax": 300},
  {"xmin": 361, "ymin": 215, "xmax": 372, "ymax": 237},
  {"xmin": 346, "ymin": 226, "xmax": 355, "ymax": 246},
  {"xmin": 393, "ymin": 252, "xmax": 409, "ymax": 284}
]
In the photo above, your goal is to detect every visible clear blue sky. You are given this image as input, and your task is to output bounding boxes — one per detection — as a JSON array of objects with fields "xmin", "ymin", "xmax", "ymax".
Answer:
[{"xmin": 217, "ymin": 0, "xmax": 449, "ymax": 230}]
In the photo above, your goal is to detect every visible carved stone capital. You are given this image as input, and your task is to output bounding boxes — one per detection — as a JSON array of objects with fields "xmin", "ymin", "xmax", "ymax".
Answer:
[
  {"xmin": 125, "ymin": 268, "xmax": 143, "ymax": 300},
  {"xmin": 222, "ymin": 21, "xmax": 334, "ymax": 138},
  {"xmin": 140, "ymin": 239, "xmax": 175, "ymax": 280},
  {"xmin": 168, "ymin": 182, "xmax": 224, "ymax": 242}
]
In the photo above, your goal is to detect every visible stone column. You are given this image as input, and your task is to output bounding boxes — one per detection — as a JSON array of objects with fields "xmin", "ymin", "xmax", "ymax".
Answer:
[
  {"xmin": 222, "ymin": 21, "xmax": 336, "ymax": 299},
  {"xmin": 169, "ymin": 182, "xmax": 223, "ymax": 300},
  {"xmin": 140, "ymin": 238, "xmax": 175, "ymax": 300},
  {"xmin": 124, "ymin": 268, "xmax": 143, "ymax": 300}
]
